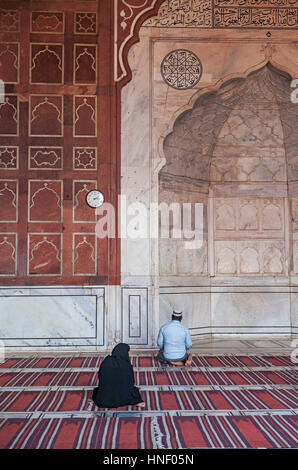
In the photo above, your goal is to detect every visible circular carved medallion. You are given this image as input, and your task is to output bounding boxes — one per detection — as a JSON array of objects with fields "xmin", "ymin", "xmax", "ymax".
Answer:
[{"xmin": 161, "ymin": 49, "xmax": 202, "ymax": 90}]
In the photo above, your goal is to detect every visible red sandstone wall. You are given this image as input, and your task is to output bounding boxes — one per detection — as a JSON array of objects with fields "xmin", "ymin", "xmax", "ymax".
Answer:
[{"xmin": 0, "ymin": 0, "xmax": 120, "ymax": 286}]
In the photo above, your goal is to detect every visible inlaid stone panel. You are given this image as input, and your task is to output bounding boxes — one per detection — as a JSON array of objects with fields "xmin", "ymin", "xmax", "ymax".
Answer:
[
  {"xmin": 73, "ymin": 181, "xmax": 97, "ymax": 223},
  {"xmin": 29, "ymin": 147, "xmax": 63, "ymax": 170},
  {"xmin": 0, "ymin": 95, "xmax": 18, "ymax": 136},
  {"xmin": 73, "ymin": 147, "xmax": 97, "ymax": 170},
  {"xmin": 73, "ymin": 233, "xmax": 97, "ymax": 275},
  {"xmin": 0, "ymin": 233, "xmax": 17, "ymax": 276},
  {"xmin": 28, "ymin": 233, "xmax": 62, "ymax": 276},
  {"xmin": 29, "ymin": 95, "xmax": 63, "ymax": 137},
  {"xmin": 0, "ymin": 180, "xmax": 18, "ymax": 222},
  {"xmin": 31, "ymin": 11, "xmax": 64, "ymax": 34},
  {"xmin": 74, "ymin": 96, "xmax": 97, "ymax": 137},
  {"xmin": 214, "ymin": 198, "xmax": 284, "ymax": 236},
  {"xmin": 215, "ymin": 240, "xmax": 285, "ymax": 275},
  {"xmin": 0, "ymin": 147, "xmax": 18, "ymax": 169},
  {"xmin": 74, "ymin": 12, "xmax": 97, "ymax": 34},
  {"xmin": 0, "ymin": 43, "xmax": 19, "ymax": 83},
  {"xmin": 74, "ymin": 45, "xmax": 97, "ymax": 84},
  {"xmin": 0, "ymin": 10, "xmax": 20, "ymax": 32},
  {"xmin": 28, "ymin": 180, "xmax": 63, "ymax": 223},
  {"xmin": 30, "ymin": 44, "xmax": 64, "ymax": 84}
]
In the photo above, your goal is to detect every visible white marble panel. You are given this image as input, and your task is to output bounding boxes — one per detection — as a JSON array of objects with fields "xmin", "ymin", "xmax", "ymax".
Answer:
[
  {"xmin": 159, "ymin": 291, "xmax": 211, "ymax": 338},
  {"xmin": 211, "ymin": 292, "xmax": 291, "ymax": 332},
  {"xmin": 0, "ymin": 287, "xmax": 105, "ymax": 348},
  {"xmin": 121, "ymin": 239, "xmax": 150, "ymax": 277},
  {"xmin": 290, "ymin": 291, "xmax": 298, "ymax": 331},
  {"xmin": 122, "ymin": 287, "xmax": 149, "ymax": 345}
]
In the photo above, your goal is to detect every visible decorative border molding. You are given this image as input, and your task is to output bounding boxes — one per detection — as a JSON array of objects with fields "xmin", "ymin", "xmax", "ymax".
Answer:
[
  {"xmin": 114, "ymin": 0, "xmax": 298, "ymax": 84},
  {"xmin": 121, "ymin": 287, "xmax": 149, "ymax": 345},
  {"xmin": 128, "ymin": 294, "xmax": 142, "ymax": 337},
  {"xmin": 114, "ymin": 0, "xmax": 164, "ymax": 82}
]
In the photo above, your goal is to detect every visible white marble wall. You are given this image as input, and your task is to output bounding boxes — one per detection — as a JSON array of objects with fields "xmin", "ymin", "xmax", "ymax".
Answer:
[
  {"xmin": 211, "ymin": 287, "xmax": 291, "ymax": 335},
  {"xmin": 120, "ymin": 26, "xmax": 298, "ymax": 343},
  {"xmin": 121, "ymin": 36, "xmax": 152, "ymax": 280},
  {"xmin": 159, "ymin": 287, "xmax": 211, "ymax": 338}
]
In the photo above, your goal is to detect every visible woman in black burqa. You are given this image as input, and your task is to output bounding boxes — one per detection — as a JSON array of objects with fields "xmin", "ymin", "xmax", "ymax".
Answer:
[{"xmin": 92, "ymin": 343, "xmax": 145, "ymax": 409}]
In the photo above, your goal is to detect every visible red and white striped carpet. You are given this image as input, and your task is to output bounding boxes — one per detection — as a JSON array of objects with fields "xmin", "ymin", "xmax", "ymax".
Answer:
[{"xmin": 0, "ymin": 354, "xmax": 297, "ymax": 448}]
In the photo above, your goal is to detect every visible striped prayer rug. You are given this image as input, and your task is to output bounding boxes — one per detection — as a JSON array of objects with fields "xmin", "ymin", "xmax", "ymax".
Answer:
[
  {"xmin": 0, "ymin": 354, "xmax": 297, "ymax": 449},
  {"xmin": 0, "ymin": 354, "xmax": 295, "ymax": 369},
  {"xmin": 0, "ymin": 368, "xmax": 296, "ymax": 388},
  {"xmin": 0, "ymin": 388, "xmax": 297, "ymax": 413},
  {"xmin": 0, "ymin": 414, "xmax": 297, "ymax": 449}
]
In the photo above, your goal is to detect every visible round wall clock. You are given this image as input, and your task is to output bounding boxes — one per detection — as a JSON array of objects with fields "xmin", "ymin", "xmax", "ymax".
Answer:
[{"xmin": 86, "ymin": 189, "xmax": 105, "ymax": 208}]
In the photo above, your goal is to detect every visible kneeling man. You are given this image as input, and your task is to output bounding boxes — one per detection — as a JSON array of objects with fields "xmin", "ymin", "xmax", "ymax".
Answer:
[{"xmin": 157, "ymin": 310, "xmax": 192, "ymax": 366}]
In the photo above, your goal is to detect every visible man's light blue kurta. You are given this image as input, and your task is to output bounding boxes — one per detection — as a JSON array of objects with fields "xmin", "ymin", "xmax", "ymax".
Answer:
[{"xmin": 157, "ymin": 320, "xmax": 192, "ymax": 360}]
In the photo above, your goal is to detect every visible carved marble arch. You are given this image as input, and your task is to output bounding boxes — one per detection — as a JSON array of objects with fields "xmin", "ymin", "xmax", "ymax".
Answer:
[
  {"xmin": 161, "ymin": 63, "xmax": 296, "ymax": 185},
  {"xmin": 158, "ymin": 63, "xmax": 296, "ymax": 277}
]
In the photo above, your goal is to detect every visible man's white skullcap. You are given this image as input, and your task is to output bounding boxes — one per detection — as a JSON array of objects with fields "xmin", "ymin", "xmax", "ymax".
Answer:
[{"xmin": 173, "ymin": 310, "xmax": 182, "ymax": 317}]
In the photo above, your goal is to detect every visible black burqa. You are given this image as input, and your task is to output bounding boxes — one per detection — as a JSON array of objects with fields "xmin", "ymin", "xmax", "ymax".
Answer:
[{"xmin": 92, "ymin": 343, "xmax": 143, "ymax": 408}]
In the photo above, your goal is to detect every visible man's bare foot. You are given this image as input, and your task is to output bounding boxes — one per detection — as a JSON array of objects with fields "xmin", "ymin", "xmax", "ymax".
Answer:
[
  {"xmin": 185, "ymin": 354, "xmax": 193, "ymax": 367},
  {"xmin": 169, "ymin": 361, "xmax": 184, "ymax": 366},
  {"xmin": 136, "ymin": 402, "xmax": 145, "ymax": 408}
]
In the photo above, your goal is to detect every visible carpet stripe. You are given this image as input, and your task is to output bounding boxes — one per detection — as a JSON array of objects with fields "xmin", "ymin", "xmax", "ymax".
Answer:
[
  {"xmin": 10, "ymin": 418, "xmax": 36, "ymax": 449},
  {"xmin": 231, "ymin": 416, "xmax": 274, "ymax": 448},
  {"xmin": 273, "ymin": 415, "xmax": 298, "ymax": 443},
  {"xmin": 175, "ymin": 417, "xmax": 208, "ymax": 448},
  {"xmin": 117, "ymin": 419, "xmax": 140, "ymax": 449},
  {"xmin": 1, "ymin": 389, "xmax": 297, "ymax": 412},
  {"xmin": 1, "ymin": 369, "xmax": 296, "ymax": 387},
  {"xmin": 256, "ymin": 415, "xmax": 291, "ymax": 447},
  {"xmin": 0, "ymin": 419, "xmax": 25, "ymax": 449},
  {"xmin": 252, "ymin": 415, "xmax": 284, "ymax": 447},
  {"xmin": 218, "ymin": 415, "xmax": 246, "ymax": 447},
  {"xmin": 38, "ymin": 418, "xmax": 56, "ymax": 449}
]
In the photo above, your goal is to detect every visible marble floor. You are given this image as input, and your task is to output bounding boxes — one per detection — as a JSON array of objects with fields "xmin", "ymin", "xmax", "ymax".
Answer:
[
  {"xmin": 190, "ymin": 337, "xmax": 296, "ymax": 355},
  {"xmin": 2, "ymin": 336, "xmax": 296, "ymax": 358}
]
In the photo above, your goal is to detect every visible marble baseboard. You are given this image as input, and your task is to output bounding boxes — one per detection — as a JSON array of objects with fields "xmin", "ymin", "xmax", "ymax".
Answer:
[
  {"xmin": 212, "ymin": 327, "xmax": 292, "ymax": 335},
  {"xmin": 0, "ymin": 282, "xmax": 296, "ymax": 352},
  {"xmin": 159, "ymin": 283, "xmax": 294, "ymax": 338}
]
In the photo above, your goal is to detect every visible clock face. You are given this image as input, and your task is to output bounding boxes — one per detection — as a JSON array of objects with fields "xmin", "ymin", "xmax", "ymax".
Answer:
[{"xmin": 86, "ymin": 190, "xmax": 104, "ymax": 208}]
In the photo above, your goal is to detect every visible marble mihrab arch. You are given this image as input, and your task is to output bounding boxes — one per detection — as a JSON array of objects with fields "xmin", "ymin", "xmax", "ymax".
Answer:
[
  {"xmin": 159, "ymin": 64, "xmax": 298, "ymax": 278},
  {"xmin": 161, "ymin": 64, "xmax": 298, "ymax": 185}
]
